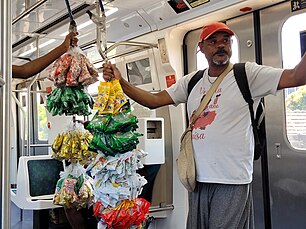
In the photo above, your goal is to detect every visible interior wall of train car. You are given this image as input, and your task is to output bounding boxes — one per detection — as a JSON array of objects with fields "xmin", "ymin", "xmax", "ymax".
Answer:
[{"xmin": 4, "ymin": 0, "xmax": 306, "ymax": 228}]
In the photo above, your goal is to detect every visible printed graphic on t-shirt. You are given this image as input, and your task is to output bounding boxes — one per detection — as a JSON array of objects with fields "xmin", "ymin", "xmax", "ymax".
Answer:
[
  {"xmin": 192, "ymin": 109, "xmax": 216, "ymax": 130},
  {"xmin": 191, "ymin": 88, "xmax": 221, "ymax": 140}
]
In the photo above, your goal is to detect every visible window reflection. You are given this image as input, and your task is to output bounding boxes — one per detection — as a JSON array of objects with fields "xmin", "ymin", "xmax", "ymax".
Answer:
[{"xmin": 282, "ymin": 13, "xmax": 306, "ymax": 150}]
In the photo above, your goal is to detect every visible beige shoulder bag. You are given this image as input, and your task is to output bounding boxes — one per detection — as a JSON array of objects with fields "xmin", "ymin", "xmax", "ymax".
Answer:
[{"xmin": 176, "ymin": 64, "xmax": 233, "ymax": 192}]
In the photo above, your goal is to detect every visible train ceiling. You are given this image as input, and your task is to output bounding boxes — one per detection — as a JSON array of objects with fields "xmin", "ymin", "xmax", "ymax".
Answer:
[{"xmin": 11, "ymin": 0, "xmax": 286, "ymax": 64}]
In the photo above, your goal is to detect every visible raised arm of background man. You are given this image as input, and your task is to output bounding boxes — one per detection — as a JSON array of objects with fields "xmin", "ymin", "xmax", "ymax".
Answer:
[
  {"xmin": 278, "ymin": 51, "xmax": 306, "ymax": 89},
  {"xmin": 12, "ymin": 32, "xmax": 78, "ymax": 79},
  {"xmin": 102, "ymin": 62, "xmax": 174, "ymax": 109}
]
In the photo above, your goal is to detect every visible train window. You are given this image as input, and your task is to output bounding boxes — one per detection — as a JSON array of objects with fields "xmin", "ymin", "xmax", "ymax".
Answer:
[
  {"xmin": 126, "ymin": 58, "xmax": 153, "ymax": 86},
  {"xmin": 196, "ymin": 36, "xmax": 239, "ymax": 70},
  {"xmin": 36, "ymin": 92, "xmax": 48, "ymax": 141},
  {"xmin": 282, "ymin": 13, "xmax": 306, "ymax": 150}
]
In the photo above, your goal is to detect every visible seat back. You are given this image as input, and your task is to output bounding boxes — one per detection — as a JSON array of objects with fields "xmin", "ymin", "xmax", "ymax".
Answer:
[{"xmin": 11, "ymin": 155, "xmax": 64, "ymax": 210}]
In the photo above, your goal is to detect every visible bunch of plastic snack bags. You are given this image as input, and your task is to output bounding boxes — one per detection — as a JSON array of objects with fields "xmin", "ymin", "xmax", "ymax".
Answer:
[
  {"xmin": 46, "ymin": 47, "xmax": 98, "ymax": 116},
  {"xmin": 86, "ymin": 105, "xmax": 142, "ymax": 156},
  {"xmin": 51, "ymin": 121, "xmax": 97, "ymax": 165},
  {"xmin": 53, "ymin": 161, "xmax": 94, "ymax": 210},
  {"xmin": 83, "ymin": 82, "xmax": 151, "ymax": 228},
  {"xmin": 87, "ymin": 150, "xmax": 150, "ymax": 229},
  {"xmin": 94, "ymin": 79, "xmax": 128, "ymax": 115},
  {"xmin": 52, "ymin": 122, "xmax": 97, "ymax": 210}
]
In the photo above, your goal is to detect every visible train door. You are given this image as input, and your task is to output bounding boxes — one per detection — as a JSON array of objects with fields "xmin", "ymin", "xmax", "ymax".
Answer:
[
  {"xmin": 184, "ymin": 1, "xmax": 306, "ymax": 228},
  {"xmin": 259, "ymin": 2, "xmax": 306, "ymax": 229}
]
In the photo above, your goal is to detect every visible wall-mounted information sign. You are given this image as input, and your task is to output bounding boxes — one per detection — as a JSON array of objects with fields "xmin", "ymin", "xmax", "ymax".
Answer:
[
  {"xmin": 168, "ymin": 0, "xmax": 190, "ymax": 13},
  {"xmin": 291, "ymin": 0, "xmax": 306, "ymax": 12},
  {"xmin": 186, "ymin": 0, "xmax": 210, "ymax": 8}
]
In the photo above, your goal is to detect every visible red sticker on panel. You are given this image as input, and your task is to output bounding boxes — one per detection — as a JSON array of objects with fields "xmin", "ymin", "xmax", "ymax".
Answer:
[{"xmin": 166, "ymin": 74, "xmax": 176, "ymax": 88}]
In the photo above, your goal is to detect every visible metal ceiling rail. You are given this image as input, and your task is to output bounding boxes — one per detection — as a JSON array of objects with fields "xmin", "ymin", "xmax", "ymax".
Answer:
[
  {"xmin": 107, "ymin": 41, "xmax": 158, "ymax": 53},
  {"xmin": 12, "ymin": 3, "xmax": 95, "ymax": 52},
  {"xmin": 12, "ymin": 0, "xmax": 48, "ymax": 25},
  {"xmin": 93, "ymin": 41, "xmax": 159, "ymax": 64}
]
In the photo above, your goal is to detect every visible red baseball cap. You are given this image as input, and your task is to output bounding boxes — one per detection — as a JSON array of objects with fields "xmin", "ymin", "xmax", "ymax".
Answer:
[{"xmin": 199, "ymin": 22, "xmax": 234, "ymax": 42}]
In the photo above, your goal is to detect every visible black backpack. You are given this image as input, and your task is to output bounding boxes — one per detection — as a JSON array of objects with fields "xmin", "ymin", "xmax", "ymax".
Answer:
[{"xmin": 187, "ymin": 63, "xmax": 266, "ymax": 160}]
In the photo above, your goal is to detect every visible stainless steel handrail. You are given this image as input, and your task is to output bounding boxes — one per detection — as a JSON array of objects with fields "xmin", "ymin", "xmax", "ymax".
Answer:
[
  {"xmin": 149, "ymin": 204, "xmax": 174, "ymax": 213},
  {"xmin": 92, "ymin": 41, "xmax": 158, "ymax": 64},
  {"xmin": 25, "ymin": 144, "xmax": 52, "ymax": 148},
  {"xmin": 1, "ymin": 0, "xmax": 12, "ymax": 228},
  {"xmin": 12, "ymin": 94, "xmax": 26, "ymax": 157},
  {"xmin": 107, "ymin": 41, "xmax": 158, "ymax": 53},
  {"xmin": 26, "ymin": 37, "xmax": 40, "ymax": 156},
  {"xmin": 12, "ymin": 89, "xmax": 47, "ymax": 93},
  {"xmin": 93, "ymin": 1, "xmax": 107, "ymax": 61}
]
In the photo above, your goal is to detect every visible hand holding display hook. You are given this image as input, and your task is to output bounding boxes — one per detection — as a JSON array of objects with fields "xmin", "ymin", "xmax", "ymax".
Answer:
[{"xmin": 65, "ymin": 0, "xmax": 78, "ymax": 44}]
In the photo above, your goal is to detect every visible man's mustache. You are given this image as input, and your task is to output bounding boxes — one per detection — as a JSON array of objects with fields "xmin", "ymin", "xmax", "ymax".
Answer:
[{"xmin": 214, "ymin": 49, "xmax": 228, "ymax": 56}]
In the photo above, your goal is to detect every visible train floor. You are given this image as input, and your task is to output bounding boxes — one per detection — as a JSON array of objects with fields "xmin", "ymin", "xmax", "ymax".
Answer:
[{"xmin": 10, "ymin": 201, "xmax": 72, "ymax": 229}]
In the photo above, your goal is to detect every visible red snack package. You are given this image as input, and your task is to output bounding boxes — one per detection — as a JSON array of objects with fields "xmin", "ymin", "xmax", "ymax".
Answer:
[
  {"xmin": 55, "ymin": 54, "xmax": 72, "ymax": 77},
  {"xmin": 66, "ymin": 54, "xmax": 81, "ymax": 86}
]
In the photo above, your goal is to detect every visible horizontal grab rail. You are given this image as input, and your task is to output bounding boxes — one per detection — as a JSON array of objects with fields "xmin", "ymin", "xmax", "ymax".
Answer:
[
  {"xmin": 24, "ymin": 144, "xmax": 52, "ymax": 148},
  {"xmin": 13, "ymin": 0, "xmax": 48, "ymax": 25},
  {"xmin": 149, "ymin": 204, "xmax": 174, "ymax": 213}
]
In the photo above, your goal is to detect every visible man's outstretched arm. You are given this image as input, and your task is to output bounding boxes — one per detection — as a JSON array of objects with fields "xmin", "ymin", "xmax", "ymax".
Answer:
[{"xmin": 12, "ymin": 32, "xmax": 78, "ymax": 79}]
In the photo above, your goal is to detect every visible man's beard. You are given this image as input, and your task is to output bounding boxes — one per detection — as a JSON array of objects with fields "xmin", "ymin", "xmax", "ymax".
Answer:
[
  {"xmin": 212, "ymin": 48, "xmax": 230, "ymax": 66},
  {"xmin": 212, "ymin": 56, "xmax": 229, "ymax": 66}
]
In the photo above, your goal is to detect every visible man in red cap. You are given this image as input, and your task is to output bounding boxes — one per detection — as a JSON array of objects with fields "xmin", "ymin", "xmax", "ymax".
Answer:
[
  {"xmin": 198, "ymin": 22, "xmax": 234, "ymax": 71},
  {"xmin": 102, "ymin": 21, "xmax": 306, "ymax": 229}
]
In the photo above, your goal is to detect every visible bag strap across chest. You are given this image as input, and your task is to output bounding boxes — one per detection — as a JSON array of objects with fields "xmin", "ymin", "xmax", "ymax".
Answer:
[{"xmin": 189, "ymin": 64, "xmax": 233, "ymax": 128}]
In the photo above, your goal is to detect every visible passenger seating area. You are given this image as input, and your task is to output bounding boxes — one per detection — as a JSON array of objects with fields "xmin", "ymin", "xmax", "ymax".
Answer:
[{"xmin": 11, "ymin": 155, "xmax": 64, "ymax": 210}]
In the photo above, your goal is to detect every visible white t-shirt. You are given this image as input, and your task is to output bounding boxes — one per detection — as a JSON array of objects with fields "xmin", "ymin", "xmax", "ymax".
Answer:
[{"xmin": 166, "ymin": 62, "xmax": 283, "ymax": 184}]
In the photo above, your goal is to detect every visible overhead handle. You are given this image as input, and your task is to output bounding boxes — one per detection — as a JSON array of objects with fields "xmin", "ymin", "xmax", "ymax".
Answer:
[{"xmin": 64, "ymin": 0, "xmax": 77, "ymax": 34}]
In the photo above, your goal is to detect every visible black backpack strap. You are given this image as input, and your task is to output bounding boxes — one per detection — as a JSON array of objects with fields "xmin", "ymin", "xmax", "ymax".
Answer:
[
  {"xmin": 233, "ymin": 63, "xmax": 253, "ymax": 106},
  {"xmin": 233, "ymin": 63, "xmax": 256, "ymax": 124},
  {"xmin": 187, "ymin": 70, "xmax": 204, "ymax": 97},
  {"xmin": 233, "ymin": 63, "xmax": 262, "ymax": 158}
]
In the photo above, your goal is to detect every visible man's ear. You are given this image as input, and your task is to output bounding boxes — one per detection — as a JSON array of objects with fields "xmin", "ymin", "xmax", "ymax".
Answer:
[{"xmin": 198, "ymin": 42, "xmax": 204, "ymax": 52}]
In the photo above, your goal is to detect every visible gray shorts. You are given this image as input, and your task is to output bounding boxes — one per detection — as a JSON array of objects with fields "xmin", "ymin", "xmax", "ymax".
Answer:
[{"xmin": 187, "ymin": 182, "xmax": 254, "ymax": 229}]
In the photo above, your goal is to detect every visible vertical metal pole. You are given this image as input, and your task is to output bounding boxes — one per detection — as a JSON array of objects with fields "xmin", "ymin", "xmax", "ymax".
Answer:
[
  {"xmin": 1, "ymin": 0, "xmax": 12, "ymax": 228},
  {"xmin": 25, "ymin": 0, "xmax": 30, "ymax": 9},
  {"xmin": 26, "ymin": 36, "xmax": 40, "ymax": 157}
]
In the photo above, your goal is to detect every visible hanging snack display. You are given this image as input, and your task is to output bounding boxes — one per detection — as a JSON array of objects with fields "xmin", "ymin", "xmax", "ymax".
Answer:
[
  {"xmin": 53, "ymin": 162, "xmax": 94, "ymax": 209},
  {"xmin": 46, "ymin": 86, "xmax": 94, "ymax": 116},
  {"xmin": 84, "ymin": 82, "xmax": 151, "ymax": 228},
  {"xmin": 50, "ymin": 1, "xmax": 99, "ymax": 222},
  {"xmin": 46, "ymin": 47, "xmax": 98, "ymax": 116},
  {"xmin": 86, "ymin": 149, "xmax": 150, "ymax": 228},
  {"xmin": 48, "ymin": 49, "xmax": 99, "ymax": 87},
  {"xmin": 52, "ymin": 122, "xmax": 97, "ymax": 210},
  {"xmin": 94, "ymin": 80, "xmax": 128, "ymax": 115},
  {"xmin": 87, "ymin": 108, "xmax": 142, "ymax": 156},
  {"xmin": 51, "ymin": 122, "xmax": 97, "ymax": 165}
]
